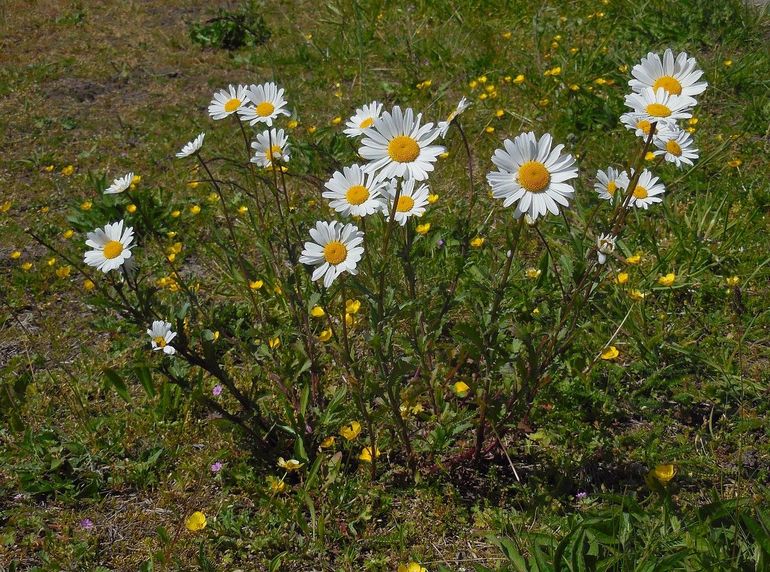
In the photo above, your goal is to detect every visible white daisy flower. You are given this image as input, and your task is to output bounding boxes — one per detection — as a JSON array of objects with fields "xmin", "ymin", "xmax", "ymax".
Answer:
[
  {"xmin": 250, "ymin": 128, "xmax": 290, "ymax": 168},
  {"xmin": 208, "ymin": 84, "xmax": 248, "ymax": 120},
  {"xmin": 486, "ymin": 132, "xmax": 579, "ymax": 221},
  {"xmin": 629, "ymin": 49, "xmax": 708, "ymax": 99},
  {"xmin": 322, "ymin": 164, "xmax": 387, "ymax": 217},
  {"xmin": 84, "ymin": 220, "xmax": 135, "ymax": 273},
  {"xmin": 620, "ymin": 112, "xmax": 658, "ymax": 140},
  {"xmin": 359, "ymin": 106, "xmax": 445, "ymax": 181},
  {"xmin": 624, "ymin": 87, "xmax": 696, "ymax": 128},
  {"xmin": 147, "ymin": 320, "xmax": 177, "ymax": 355},
  {"xmin": 594, "ymin": 167, "xmax": 630, "ymax": 201},
  {"xmin": 653, "ymin": 125, "xmax": 699, "ymax": 168},
  {"xmin": 104, "ymin": 172, "xmax": 134, "ymax": 195},
  {"xmin": 437, "ymin": 97, "xmax": 471, "ymax": 138},
  {"xmin": 596, "ymin": 233, "xmax": 616, "ymax": 265},
  {"xmin": 344, "ymin": 101, "xmax": 383, "ymax": 138},
  {"xmin": 239, "ymin": 82, "xmax": 290, "ymax": 126},
  {"xmin": 629, "ymin": 169, "xmax": 666, "ymax": 210},
  {"xmin": 299, "ymin": 221, "xmax": 364, "ymax": 288},
  {"xmin": 176, "ymin": 133, "xmax": 205, "ymax": 159},
  {"xmin": 382, "ymin": 177, "xmax": 430, "ymax": 226}
]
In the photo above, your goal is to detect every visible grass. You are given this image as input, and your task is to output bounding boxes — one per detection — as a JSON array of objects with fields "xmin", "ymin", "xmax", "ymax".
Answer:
[{"xmin": 1, "ymin": 0, "xmax": 770, "ymax": 570}]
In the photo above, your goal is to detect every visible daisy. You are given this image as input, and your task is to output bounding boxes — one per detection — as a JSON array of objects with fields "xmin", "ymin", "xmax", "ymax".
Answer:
[
  {"xmin": 239, "ymin": 82, "xmax": 290, "ymax": 126},
  {"xmin": 624, "ymin": 87, "xmax": 696, "ymax": 128},
  {"xmin": 628, "ymin": 169, "xmax": 665, "ymax": 210},
  {"xmin": 250, "ymin": 128, "xmax": 290, "ymax": 168},
  {"xmin": 176, "ymin": 133, "xmax": 205, "ymax": 159},
  {"xmin": 653, "ymin": 125, "xmax": 699, "ymax": 168},
  {"xmin": 322, "ymin": 164, "xmax": 387, "ymax": 217},
  {"xmin": 359, "ymin": 106, "xmax": 444, "ymax": 181},
  {"xmin": 104, "ymin": 172, "xmax": 133, "ymax": 195},
  {"xmin": 383, "ymin": 178, "xmax": 430, "ymax": 225},
  {"xmin": 437, "ymin": 97, "xmax": 471, "ymax": 137},
  {"xmin": 594, "ymin": 167, "xmax": 630, "ymax": 201},
  {"xmin": 299, "ymin": 221, "xmax": 364, "ymax": 287},
  {"xmin": 84, "ymin": 220, "xmax": 135, "ymax": 273},
  {"xmin": 620, "ymin": 112, "xmax": 658, "ymax": 139},
  {"xmin": 596, "ymin": 233, "xmax": 616, "ymax": 264},
  {"xmin": 486, "ymin": 132, "xmax": 578, "ymax": 221},
  {"xmin": 147, "ymin": 321, "xmax": 177, "ymax": 355},
  {"xmin": 629, "ymin": 49, "xmax": 708, "ymax": 99},
  {"xmin": 208, "ymin": 85, "xmax": 248, "ymax": 120},
  {"xmin": 344, "ymin": 101, "xmax": 383, "ymax": 138}
]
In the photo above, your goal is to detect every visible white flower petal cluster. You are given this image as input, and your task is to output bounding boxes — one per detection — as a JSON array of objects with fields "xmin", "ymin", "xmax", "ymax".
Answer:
[
  {"xmin": 344, "ymin": 101, "xmax": 383, "ymax": 138},
  {"xmin": 299, "ymin": 221, "xmax": 365, "ymax": 287},
  {"xmin": 147, "ymin": 321, "xmax": 177, "ymax": 355},
  {"xmin": 239, "ymin": 82, "xmax": 290, "ymax": 126},
  {"xmin": 176, "ymin": 133, "xmax": 205, "ymax": 158},
  {"xmin": 104, "ymin": 172, "xmax": 134, "ymax": 195},
  {"xmin": 208, "ymin": 85, "xmax": 248, "ymax": 120},
  {"xmin": 84, "ymin": 220, "xmax": 135, "ymax": 273}
]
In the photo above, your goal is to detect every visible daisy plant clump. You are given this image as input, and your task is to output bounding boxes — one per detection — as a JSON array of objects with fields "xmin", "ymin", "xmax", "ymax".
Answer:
[{"xmin": 36, "ymin": 47, "xmax": 707, "ymax": 480}]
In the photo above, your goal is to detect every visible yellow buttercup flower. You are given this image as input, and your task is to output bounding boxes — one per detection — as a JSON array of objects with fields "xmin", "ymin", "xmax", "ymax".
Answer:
[
  {"xmin": 318, "ymin": 328, "xmax": 332, "ymax": 342},
  {"xmin": 83, "ymin": 278, "xmax": 95, "ymax": 290},
  {"xmin": 398, "ymin": 563, "xmax": 428, "ymax": 572},
  {"xmin": 277, "ymin": 457, "xmax": 304, "ymax": 471},
  {"xmin": 238, "ymin": 205, "xmax": 249, "ymax": 214},
  {"xmin": 470, "ymin": 237, "xmax": 485, "ymax": 248},
  {"xmin": 331, "ymin": 116, "xmax": 342, "ymax": 125},
  {"xmin": 626, "ymin": 254, "xmax": 642, "ymax": 265},
  {"xmin": 615, "ymin": 272, "xmax": 629, "ymax": 285},
  {"xmin": 416, "ymin": 223, "xmax": 431, "ymax": 235},
  {"xmin": 525, "ymin": 268, "xmax": 542, "ymax": 280},
  {"xmin": 629, "ymin": 289, "xmax": 646, "ymax": 301},
  {"xmin": 485, "ymin": 126, "xmax": 495, "ymax": 133},
  {"xmin": 131, "ymin": 175, "xmax": 141, "ymax": 186},
  {"xmin": 453, "ymin": 381, "xmax": 470, "ymax": 397},
  {"xmin": 288, "ymin": 119, "xmax": 299, "ymax": 129},
  {"xmin": 268, "ymin": 337, "xmax": 281, "ymax": 349},
  {"xmin": 126, "ymin": 204, "xmax": 137, "ymax": 214},
  {"xmin": 544, "ymin": 66, "xmax": 561, "ymax": 76},
  {"xmin": 359, "ymin": 446, "xmax": 380, "ymax": 462},
  {"xmin": 267, "ymin": 475, "xmax": 287, "ymax": 494},
  {"xmin": 185, "ymin": 511, "xmax": 207, "ymax": 532},
  {"xmin": 171, "ymin": 210, "xmax": 181, "ymax": 218},
  {"xmin": 513, "ymin": 74, "xmax": 525, "ymax": 84},
  {"xmin": 310, "ymin": 305, "xmax": 326, "ymax": 318},
  {"xmin": 600, "ymin": 346, "xmax": 619, "ymax": 360},
  {"xmin": 61, "ymin": 165, "xmax": 75, "ymax": 176},
  {"xmin": 439, "ymin": 152, "xmax": 449, "ymax": 159},
  {"xmin": 644, "ymin": 151, "xmax": 656, "ymax": 161},
  {"xmin": 0, "ymin": 200, "xmax": 11, "ymax": 213},
  {"xmin": 427, "ymin": 194, "xmax": 439, "ymax": 204},
  {"xmin": 320, "ymin": 436, "xmax": 336, "ymax": 449},
  {"xmin": 188, "ymin": 180, "xmax": 200, "ymax": 189},
  {"xmin": 307, "ymin": 125, "xmax": 317, "ymax": 134},
  {"xmin": 726, "ymin": 276, "xmax": 740, "ymax": 287},
  {"xmin": 249, "ymin": 279, "xmax": 264, "ymax": 290},
  {"xmin": 43, "ymin": 165, "xmax": 54, "ymax": 173},
  {"xmin": 189, "ymin": 204, "xmax": 201, "ymax": 215},
  {"xmin": 62, "ymin": 229, "xmax": 74, "ymax": 239},
  {"xmin": 340, "ymin": 421, "xmax": 361, "ymax": 441},
  {"xmin": 55, "ymin": 266, "xmax": 72, "ymax": 279},
  {"xmin": 727, "ymin": 159, "xmax": 742, "ymax": 168},
  {"xmin": 47, "ymin": 257, "xmax": 56, "ymax": 267},
  {"xmin": 345, "ymin": 299, "xmax": 361, "ymax": 314},
  {"xmin": 495, "ymin": 109, "xmax": 505, "ymax": 118},
  {"xmin": 651, "ymin": 463, "xmax": 676, "ymax": 484},
  {"xmin": 10, "ymin": 250, "xmax": 21, "ymax": 260},
  {"xmin": 80, "ymin": 200, "xmax": 92, "ymax": 211},
  {"xmin": 502, "ymin": 31, "xmax": 512, "ymax": 39},
  {"xmin": 658, "ymin": 273, "xmax": 676, "ymax": 287}
]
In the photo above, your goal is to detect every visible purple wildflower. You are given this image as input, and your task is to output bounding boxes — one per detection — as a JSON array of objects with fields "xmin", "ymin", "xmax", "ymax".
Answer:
[
  {"xmin": 212, "ymin": 384, "xmax": 223, "ymax": 396},
  {"xmin": 210, "ymin": 461, "xmax": 223, "ymax": 473},
  {"xmin": 80, "ymin": 518, "xmax": 94, "ymax": 530}
]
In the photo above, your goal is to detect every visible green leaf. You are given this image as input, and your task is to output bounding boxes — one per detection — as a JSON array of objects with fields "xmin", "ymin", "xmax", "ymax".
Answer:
[{"xmin": 103, "ymin": 368, "xmax": 130, "ymax": 402}]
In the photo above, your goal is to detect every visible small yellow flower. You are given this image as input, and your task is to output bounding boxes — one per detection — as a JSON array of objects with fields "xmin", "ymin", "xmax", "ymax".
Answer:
[
  {"xmin": 238, "ymin": 205, "xmax": 248, "ymax": 215},
  {"xmin": 345, "ymin": 312, "xmax": 354, "ymax": 327},
  {"xmin": 171, "ymin": 209, "xmax": 181, "ymax": 218},
  {"xmin": 62, "ymin": 229, "xmax": 74, "ymax": 239},
  {"xmin": 478, "ymin": 75, "xmax": 487, "ymax": 84},
  {"xmin": 47, "ymin": 257, "xmax": 56, "ymax": 267},
  {"xmin": 320, "ymin": 436, "xmax": 336, "ymax": 449},
  {"xmin": 594, "ymin": 78, "xmax": 607, "ymax": 85},
  {"xmin": 126, "ymin": 204, "xmax": 137, "ymax": 214},
  {"xmin": 470, "ymin": 237, "xmax": 485, "ymax": 248},
  {"xmin": 268, "ymin": 337, "xmax": 280, "ymax": 349},
  {"xmin": 10, "ymin": 250, "xmax": 21, "ymax": 260},
  {"xmin": 43, "ymin": 165, "xmax": 54, "ymax": 173},
  {"xmin": 495, "ymin": 109, "xmax": 505, "ymax": 118},
  {"xmin": 485, "ymin": 126, "xmax": 495, "ymax": 133},
  {"xmin": 331, "ymin": 116, "xmax": 342, "ymax": 125},
  {"xmin": 544, "ymin": 66, "xmax": 561, "ymax": 76},
  {"xmin": 723, "ymin": 59, "xmax": 733, "ymax": 67},
  {"xmin": 644, "ymin": 151, "xmax": 656, "ymax": 161},
  {"xmin": 569, "ymin": 47, "xmax": 579, "ymax": 55},
  {"xmin": 551, "ymin": 41, "xmax": 559, "ymax": 49},
  {"xmin": 427, "ymin": 193, "xmax": 439, "ymax": 204},
  {"xmin": 600, "ymin": 346, "xmax": 619, "ymax": 360},
  {"xmin": 83, "ymin": 278, "xmax": 95, "ymax": 290},
  {"xmin": 185, "ymin": 511, "xmax": 207, "ymax": 532},
  {"xmin": 359, "ymin": 446, "xmax": 380, "ymax": 462},
  {"xmin": 310, "ymin": 305, "xmax": 326, "ymax": 318},
  {"xmin": 212, "ymin": 330, "xmax": 220, "ymax": 342},
  {"xmin": 277, "ymin": 457, "xmax": 304, "ymax": 471},
  {"xmin": 189, "ymin": 204, "xmax": 201, "ymax": 215},
  {"xmin": 453, "ymin": 381, "xmax": 470, "ymax": 397},
  {"xmin": 274, "ymin": 284, "xmax": 283, "ymax": 295},
  {"xmin": 17, "ymin": 261, "xmax": 32, "ymax": 272},
  {"xmin": 688, "ymin": 117, "xmax": 698, "ymax": 126},
  {"xmin": 318, "ymin": 328, "xmax": 332, "ymax": 342},
  {"xmin": 468, "ymin": 80, "xmax": 478, "ymax": 89},
  {"xmin": 340, "ymin": 421, "xmax": 361, "ymax": 441},
  {"xmin": 438, "ymin": 152, "xmax": 449, "ymax": 159},
  {"xmin": 307, "ymin": 125, "xmax": 317, "ymax": 134},
  {"xmin": 55, "ymin": 266, "xmax": 72, "ymax": 279},
  {"xmin": 485, "ymin": 84, "xmax": 496, "ymax": 93},
  {"xmin": 61, "ymin": 165, "xmax": 75, "ymax": 176},
  {"xmin": 531, "ymin": 307, "xmax": 540, "ymax": 316},
  {"xmin": 130, "ymin": 175, "xmax": 141, "ymax": 186},
  {"xmin": 267, "ymin": 475, "xmax": 287, "ymax": 494},
  {"xmin": 618, "ymin": 64, "xmax": 629, "ymax": 73},
  {"xmin": 345, "ymin": 299, "xmax": 361, "ymax": 314},
  {"xmin": 658, "ymin": 273, "xmax": 676, "ymax": 287},
  {"xmin": 727, "ymin": 159, "xmax": 742, "ymax": 168},
  {"xmin": 478, "ymin": 93, "xmax": 488, "ymax": 101},
  {"xmin": 513, "ymin": 74, "xmax": 525, "ymax": 84},
  {"xmin": 40, "ymin": 206, "xmax": 50, "ymax": 214},
  {"xmin": 80, "ymin": 200, "xmax": 92, "ymax": 211},
  {"xmin": 0, "ymin": 200, "xmax": 11, "ymax": 213},
  {"xmin": 726, "ymin": 276, "xmax": 740, "ymax": 287},
  {"xmin": 398, "ymin": 563, "xmax": 428, "ymax": 572},
  {"xmin": 525, "ymin": 268, "xmax": 541, "ymax": 280},
  {"xmin": 249, "ymin": 279, "xmax": 264, "ymax": 290},
  {"xmin": 503, "ymin": 75, "xmax": 512, "ymax": 83},
  {"xmin": 615, "ymin": 272, "xmax": 629, "ymax": 285},
  {"xmin": 651, "ymin": 463, "xmax": 676, "ymax": 484},
  {"xmin": 288, "ymin": 119, "xmax": 299, "ymax": 129},
  {"xmin": 416, "ymin": 223, "xmax": 431, "ymax": 235},
  {"xmin": 626, "ymin": 254, "xmax": 642, "ymax": 265},
  {"xmin": 569, "ymin": 83, "xmax": 580, "ymax": 91},
  {"xmin": 502, "ymin": 31, "xmax": 512, "ymax": 39},
  {"xmin": 629, "ymin": 289, "xmax": 646, "ymax": 301},
  {"xmin": 538, "ymin": 98, "xmax": 550, "ymax": 107},
  {"xmin": 187, "ymin": 180, "xmax": 200, "ymax": 189}
]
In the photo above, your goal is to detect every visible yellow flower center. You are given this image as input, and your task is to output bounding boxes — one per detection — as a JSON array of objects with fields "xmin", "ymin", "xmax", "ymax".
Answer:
[
  {"xmin": 652, "ymin": 75, "xmax": 682, "ymax": 96},
  {"xmin": 665, "ymin": 139, "xmax": 682, "ymax": 156},
  {"xmin": 256, "ymin": 101, "xmax": 275, "ymax": 116},
  {"xmin": 633, "ymin": 185, "xmax": 648, "ymax": 199},
  {"xmin": 265, "ymin": 144, "xmax": 282, "ymax": 161},
  {"xmin": 396, "ymin": 195, "xmax": 415, "ymax": 213},
  {"xmin": 346, "ymin": 185, "xmax": 370, "ymax": 205},
  {"xmin": 103, "ymin": 240, "xmax": 124, "ymax": 259},
  {"xmin": 154, "ymin": 336, "xmax": 167, "ymax": 347},
  {"xmin": 607, "ymin": 181, "xmax": 617, "ymax": 195},
  {"xmin": 224, "ymin": 98, "xmax": 241, "ymax": 113},
  {"xmin": 323, "ymin": 241, "xmax": 348, "ymax": 265},
  {"xmin": 387, "ymin": 135, "xmax": 420, "ymax": 163},
  {"xmin": 646, "ymin": 103, "xmax": 671, "ymax": 118},
  {"xmin": 359, "ymin": 117, "xmax": 374, "ymax": 128},
  {"xmin": 517, "ymin": 161, "xmax": 551, "ymax": 192},
  {"xmin": 636, "ymin": 119, "xmax": 652, "ymax": 135}
]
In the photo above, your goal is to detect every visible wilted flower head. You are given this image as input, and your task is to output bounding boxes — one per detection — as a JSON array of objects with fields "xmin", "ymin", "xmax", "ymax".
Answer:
[{"xmin": 596, "ymin": 233, "xmax": 616, "ymax": 264}]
